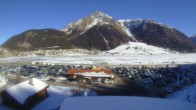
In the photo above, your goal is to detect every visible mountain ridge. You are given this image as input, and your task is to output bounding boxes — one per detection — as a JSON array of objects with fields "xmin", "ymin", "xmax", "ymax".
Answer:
[{"xmin": 2, "ymin": 11, "xmax": 196, "ymax": 52}]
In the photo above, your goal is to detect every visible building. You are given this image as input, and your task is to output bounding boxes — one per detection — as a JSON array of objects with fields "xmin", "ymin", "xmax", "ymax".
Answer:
[
  {"xmin": 1, "ymin": 78, "xmax": 49, "ymax": 110},
  {"xmin": 67, "ymin": 69, "xmax": 114, "ymax": 83}
]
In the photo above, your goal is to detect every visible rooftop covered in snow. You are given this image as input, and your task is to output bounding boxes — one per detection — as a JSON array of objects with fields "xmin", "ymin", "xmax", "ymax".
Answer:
[{"xmin": 5, "ymin": 78, "xmax": 49, "ymax": 104}]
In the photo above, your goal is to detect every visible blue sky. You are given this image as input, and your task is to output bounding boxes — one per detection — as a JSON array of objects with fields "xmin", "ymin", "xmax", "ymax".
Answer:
[{"xmin": 0, "ymin": 0, "xmax": 196, "ymax": 44}]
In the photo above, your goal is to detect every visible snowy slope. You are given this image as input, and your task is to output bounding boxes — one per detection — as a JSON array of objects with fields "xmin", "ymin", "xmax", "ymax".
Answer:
[
  {"xmin": 60, "ymin": 96, "xmax": 195, "ymax": 110},
  {"xmin": 118, "ymin": 20, "xmax": 136, "ymax": 40},
  {"xmin": 100, "ymin": 42, "xmax": 176, "ymax": 55},
  {"xmin": 167, "ymin": 84, "xmax": 196, "ymax": 104}
]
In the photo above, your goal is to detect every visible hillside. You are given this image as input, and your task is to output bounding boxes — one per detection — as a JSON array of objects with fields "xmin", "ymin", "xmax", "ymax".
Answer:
[
  {"xmin": 1, "ymin": 29, "xmax": 69, "ymax": 50},
  {"xmin": 100, "ymin": 42, "xmax": 177, "ymax": 55},
  {"xmin": 2, "ymin": 11, "xmax": 196, "ymax": 52},
  {"xmin": 119, "ymin": 19, "xmax": 196, "ymax": 52},
  {"xmin": 0, "ymin": 47, "xmax": 12, "ymax": 57}
]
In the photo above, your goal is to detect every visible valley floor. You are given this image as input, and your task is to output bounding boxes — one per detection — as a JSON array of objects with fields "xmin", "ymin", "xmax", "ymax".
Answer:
[
  {"xmin": 0, "ymin": 54, "xmax": 196, "ymax": 110},
  {"xmin": 0, "ymin": 53, "xmax": 196, "ymax": 66}
]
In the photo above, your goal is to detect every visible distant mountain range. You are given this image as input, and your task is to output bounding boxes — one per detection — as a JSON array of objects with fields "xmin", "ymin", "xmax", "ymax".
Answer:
[{"xmin": 2, "ymin": 11, "xmax": 196, "ymax": 52}]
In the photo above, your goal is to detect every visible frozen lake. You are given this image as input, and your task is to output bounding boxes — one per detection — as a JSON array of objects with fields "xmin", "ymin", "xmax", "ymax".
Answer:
[{"xmin": 0, "ymin": 53, "xmax": 196, "ymax": 65}]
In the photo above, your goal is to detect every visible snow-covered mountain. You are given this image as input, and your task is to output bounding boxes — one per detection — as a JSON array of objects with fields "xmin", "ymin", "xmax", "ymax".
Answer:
[
  {"xmin": 118, "ymin": 19, "xmax": 196, "ymax": 52},
  {"xmin": 100, "ymin": 42, "xmax": 177, "ymax": 55},
  {"xmin": 62, "ymin": 11, "xmax": 113, "ymax": 35},
  {"xmin": 118, "ymin": 19, "xmax": 173, "ymax": 35},
  {"xmin": 60, "ymin": 11, "xmax": 135, "ymax": 50},
  {"xmin": 2, "ymin": 11, "xmax": 196, "ymax": 52},
  {"xmin": 61, "ymin": 11, "xmax": 135, "ymax": 40}
]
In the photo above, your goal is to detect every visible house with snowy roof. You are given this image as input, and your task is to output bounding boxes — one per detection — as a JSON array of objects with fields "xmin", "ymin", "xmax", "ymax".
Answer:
[
  {"xmin": 67, "ymin": 69, "xmax": 114, "ymax": 83},
  {"xmin": 1, "ymin": 78, "xmax": 49, "ymax": 110}
]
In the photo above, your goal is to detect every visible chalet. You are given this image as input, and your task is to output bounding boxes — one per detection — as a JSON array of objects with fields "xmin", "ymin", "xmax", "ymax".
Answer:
[
  {"xmin": 67, "ymin": 69, "xmax": 114, "ymax": 83},
  {"xmin": 1, "ymin": 78, "xmax": 49, "ymax": 110}
]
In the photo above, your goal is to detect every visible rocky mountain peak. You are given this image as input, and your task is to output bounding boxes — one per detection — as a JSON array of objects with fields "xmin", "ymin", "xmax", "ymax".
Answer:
[
  {"xmin": 61, "ymin": 11, "xmax": 115, "ymax": 37},
  {"xmin": 89, "ymin": 11, "xmax": 113, "ymax": 20}
]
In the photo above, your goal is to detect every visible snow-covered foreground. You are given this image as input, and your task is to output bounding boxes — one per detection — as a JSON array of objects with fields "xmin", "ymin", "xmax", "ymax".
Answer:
[
  {"xmin": 167, "ymin": 84, "xmax": 196, "ymax": 104},
  {"xmin": 0, "ymin": 84, "xmax": 195, "ymax": 110},
  {"xmin": 33, "ymin": 85, "xmax": 96, "ymax": 110},
  {"xmin": 100, "ymin": 42, "xmax": 176, "ymax": 55},
  {"xmin": 0, "ymin": 85, "xmax": 96, "ymax": 110},
  {"xmin": 60, "ymin": 96, "xmax": 195, "ymax": 110},
  {"xmin": 0, "ymin": 53, "xmax": 196, "ymax": 65},
  {"xmin": 32, "ymin": 85, "xmax": 74, "ymax": 110}
]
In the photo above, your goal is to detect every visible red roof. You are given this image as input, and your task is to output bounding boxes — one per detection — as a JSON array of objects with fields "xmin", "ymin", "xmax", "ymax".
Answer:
[{"xmin": 67, "ymin": 69, "xmax": 112, "ymax": 75}]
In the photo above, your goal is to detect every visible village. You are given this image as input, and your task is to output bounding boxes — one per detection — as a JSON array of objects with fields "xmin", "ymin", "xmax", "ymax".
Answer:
[
  {"xmin": 0, "ymin": 63, "xmax": 196, "ymax": 109},
  {"xmin": 0, "ymin": 64, "xmax": 196, "ymax": 95}
]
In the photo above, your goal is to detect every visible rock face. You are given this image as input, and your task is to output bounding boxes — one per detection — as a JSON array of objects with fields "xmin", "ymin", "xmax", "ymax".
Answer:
[
  {"xmin": 119, "ymin": 19, "xmax": 196, "ymax": 52},
  {"xmin": 66, "ymin": 25, "xmax": 133, "ymax": 50},
  {"xmin": 2, "ymin": 11, "xmax": 196, "ymax": 52},
  {"xmin": 61, "ymin": 11, "xmax": 134, "ymax": 50}
]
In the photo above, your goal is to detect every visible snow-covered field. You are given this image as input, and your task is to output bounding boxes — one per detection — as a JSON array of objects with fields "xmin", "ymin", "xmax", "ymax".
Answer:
[
  {"xmin": 100, "ymin": 42, "xmax": 176, "ymax": 55},
  {"xmin": 0, "ymin": 53, "xmax": 196, "ymax": 65},
  {"xmin": 60, "ymin": 96, "xmax": 195, "ymax": 110},
  {"xmin": 0, "ymin": 42, "xmax": 195, "ymax": 65},
  {"xmin": 167, "ymin": 84, "xmax": 196, "ymax": 104}
]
